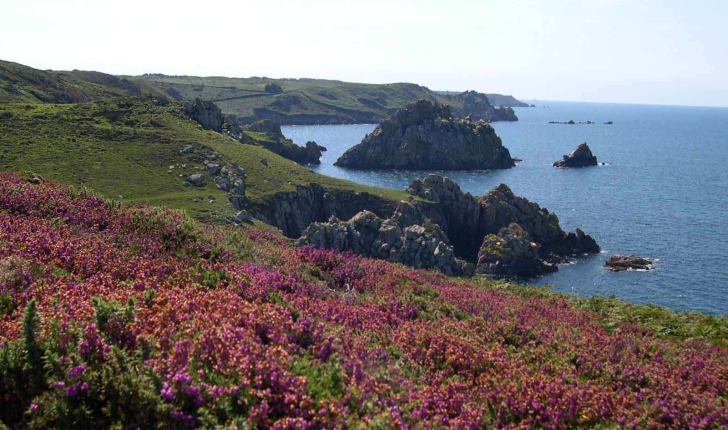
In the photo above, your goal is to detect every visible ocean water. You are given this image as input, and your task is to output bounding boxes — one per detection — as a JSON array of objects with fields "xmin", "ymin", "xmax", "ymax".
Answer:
[{"xmin": 282, "ymin": 101, "xmax": 728, "ymax": 315}]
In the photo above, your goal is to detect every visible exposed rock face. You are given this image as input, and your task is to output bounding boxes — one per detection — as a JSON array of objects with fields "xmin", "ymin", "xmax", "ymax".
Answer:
[
  {"xmin": 476, "ymin": 224, "xmax": 556, "ymax": 277},
  {"xmin": 184, "ymin": 98, "xmax": 223, "ymax": 132},
  {"xmin": 605, "ymin": 255, "xmax": 653, "ymax": 272},
  {"xmin": 554, "ymin": 143, "xmax": 598, "ymax": 168},
  {"xmin": 334, "ymin": 100, "xmax": 514, "ymax": 170},
  {"xmin": 450, "ymin": 91, "xmax": 518, "ymax": 122},
  {"xmin": 253, "ymin": 186, "xmax": 399, "ymax": 238},
  {"xmin": 298, "ymin": 211, "xmax": 474, "ymax": 276},
  {"xmin": 242, "ymin": 119, "xmax": 327, "ymax": 165},
  {"xmin": 292, "ymin": 174, "xmax": 599, "ymax": 278}
]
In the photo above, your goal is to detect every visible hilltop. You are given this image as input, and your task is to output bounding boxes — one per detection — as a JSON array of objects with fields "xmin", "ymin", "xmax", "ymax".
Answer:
[
  {"xmin": 0, "ymin": 60, "xmax": 166, "ymax": 104},
  {"xmin": 137, "ymin": 74, "xmax": 522, "ymax": 125},
  {"xmin": 1, "ymin": 60, "xmax": 525, "ymax": 125},
  {"xmin": 0, "ymin": 174, "xmax": 726, "ymax": 429}
]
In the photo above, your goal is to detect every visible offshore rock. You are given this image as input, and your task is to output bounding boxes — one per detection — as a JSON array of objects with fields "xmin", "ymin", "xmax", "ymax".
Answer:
[
  {"xmin": 334, "ymin": 99, "xmax": 514, "ymax": 170},
  {"xmin": 605, "ymin": 254, "xmax": 653, "ymax": 272},
  {"xmin": 184, "ymin": 98, "xmax": 223, "ymax": 132},
  {"xmin": 554, "ymin": 142, "xmax": 598, "ymax": 168},
  {"xmin": 297, "ymin": 210, "xmax": 474, "ymax": 276},
  {"xmin": 476, "ymin": 223, "xmax": 557, "ymax": 277}
]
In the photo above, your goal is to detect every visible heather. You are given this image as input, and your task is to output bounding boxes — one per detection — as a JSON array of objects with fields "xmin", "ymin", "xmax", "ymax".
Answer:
[{"xmin": 0, "ymin": 173, "xmax": 726, "ymax": 429}]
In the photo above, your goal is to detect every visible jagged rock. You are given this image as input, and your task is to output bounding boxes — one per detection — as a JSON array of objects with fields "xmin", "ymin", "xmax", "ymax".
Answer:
[
  {"xmin": 235, "ymin": 210, "xmax": 254, "ymax": 223},
  {"xmin": 180, "ymin": 145, "xmax": 194, "ymax": 154},
  {"xmin": 476, "ymin": 224, "xmax": 556, "ymax": 277},
  {"xmin": 605, "ymin": 255, "xmax": 653, "ymax": 272},
  {"xmin": 184, "ymin": 98, "xmax": 223, "ymax": 132},
  {"xmin": 297, "ymin": 210, "xmax": 473, "ymax": 276},
  {"xmin": 261, "ymin": 158, "xmax": 268, "ymax": 166},
  {"xmin": 405, "ymin": 174, "xmax": 600, "ymax": 264},
  {"xmin": 335, "ymin": 99, "xmax": 514, "ymax": 170},
  {"xmin": 554, "ymin": 143, "xmax": 598, "ymax": 168}
]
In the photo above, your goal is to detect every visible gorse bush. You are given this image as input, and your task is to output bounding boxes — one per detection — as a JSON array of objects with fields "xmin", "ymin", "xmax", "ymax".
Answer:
[{"xmin": 0, "ymin": 172, "xmax": 727, "ymax": 429}]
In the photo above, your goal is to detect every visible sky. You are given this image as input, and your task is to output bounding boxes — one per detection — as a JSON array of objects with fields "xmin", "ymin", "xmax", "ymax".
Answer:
[{"xmin": 1, "ymin": 0, "xmax": 727, "ymax": 107}]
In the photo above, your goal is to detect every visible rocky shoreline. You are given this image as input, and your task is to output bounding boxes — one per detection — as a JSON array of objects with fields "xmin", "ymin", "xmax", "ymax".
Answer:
[{"xmin": 296, "ymin": 174, "xmax": 600, "ymax": 278}]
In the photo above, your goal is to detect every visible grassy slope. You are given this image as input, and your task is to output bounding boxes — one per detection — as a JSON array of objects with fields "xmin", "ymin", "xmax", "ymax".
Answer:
[
  {"xmin": 139, "ymin": 74, "xmax": 527, "ymax": 123},
  {"xmin": 0, "ymin": 59, "xmax": 166, "ymax": 104},
  {"xmin": 0, "ymin": 98, "xmax": 410, "ymax": 223}
]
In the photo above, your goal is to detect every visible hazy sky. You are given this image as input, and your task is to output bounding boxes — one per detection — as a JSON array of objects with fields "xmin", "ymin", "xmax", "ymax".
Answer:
[{"xmin": 1, "ymin": 0, "xmax": 726, "ymax": 107}]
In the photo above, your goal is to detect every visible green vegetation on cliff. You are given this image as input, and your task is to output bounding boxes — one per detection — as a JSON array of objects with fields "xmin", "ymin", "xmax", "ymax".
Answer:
[{"xmin": 0, "ymin": 97, "xmax": 410, "ymax": 223}]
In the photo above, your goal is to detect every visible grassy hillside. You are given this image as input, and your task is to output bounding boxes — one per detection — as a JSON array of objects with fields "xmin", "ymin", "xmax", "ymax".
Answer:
[
  {"xmin": 0, "ymin": 174, "xmax": 726, "ymax": 428},
  {"xmin": 139, "ymin": 74, "xmax": 524, "ymax": 125},
  {"xmin": 0, "ymin": 60, "xmax": 167, "ymax": 104},
  {"xmin": 0, "ymin": 97, "xmax": 410, "ymax": 223}
]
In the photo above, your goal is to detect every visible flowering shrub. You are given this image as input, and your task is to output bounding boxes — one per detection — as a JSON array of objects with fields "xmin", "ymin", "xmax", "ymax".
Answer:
[{"xmin": 0, "ymin": 173, "xmax": 726, "ymax": 429}]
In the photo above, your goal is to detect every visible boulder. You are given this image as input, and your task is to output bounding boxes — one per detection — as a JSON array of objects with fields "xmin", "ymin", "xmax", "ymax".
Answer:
[
  {"xmin": 184, "ymin": 98, "xmax": 223, "ymax": 132},
  {"xmin": 553, "ymin": 143, "xmax": 598, "ymax": 168},
  {"xmin": 605, "ymin": 255, "xmax": 653, "ymax": 272},
  {"xmin": 186, "ymin": 174, "xmax": 205, "ymax": 187},
  {"xmin": 476, "ymin": 224, "xmax": 556, "ymax": 277},
  {"xmin": 335, "ymin": 99, "xmax": 515, "ymax": 170}
]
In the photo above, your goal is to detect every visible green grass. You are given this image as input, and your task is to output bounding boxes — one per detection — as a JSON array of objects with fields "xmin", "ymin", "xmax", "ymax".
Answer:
[
  {"xmin": 0, "ymin": 59, "xmax": 166, "ymax": 104},
  {"xmin": 0, "ymin": 97, "xmax": 412, "ymax": 223},
  {"xmin": 136, "ymin": 74, "xmax": 525, "ymax": 124}
]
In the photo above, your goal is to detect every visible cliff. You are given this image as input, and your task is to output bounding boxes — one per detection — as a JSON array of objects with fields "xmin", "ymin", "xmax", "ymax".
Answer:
[
  {"xmin": 334, "ymin": 100, "xmax": 515, "ymax": 170},
  {"xmin": 242, "ymin": 119, "xmax": 327, "ymax": 165}
]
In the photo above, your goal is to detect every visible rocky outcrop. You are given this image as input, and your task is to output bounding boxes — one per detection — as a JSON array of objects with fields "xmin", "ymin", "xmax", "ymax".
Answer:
[
  {"xmin": 242, "ymin": 119, "xmax": 327, "ymax": 165},
  {"xmin": 292, "ymin": 174, "xmax": 599, "ymax": 277},
  {"xmin": 476, "ymin": 224, "xmax": 557, "ymax": 277},
  {"xmin": 605, "ymin": 255, "xmax": 653, "ymax": 272},
  {"xmin": 298, "ymin": 211, "xmax": 474, "ymax": 276},
  {"xmin": 176, "ymin": 145, "xmax": 248, "ymax": 211},
  {"xmin": 449, "ymin": 91, "xmax": 518, "ymax": 122},
  {"xmin": 252, "ymin": 186, "xmax": 399, "ymax": 238},
  {"xmin": 553, "ymin": 143, "xmax": 598, "ymax": 168},
  {"xmin": 184, "ymin": 98, "xmax": 223, "ymax": 132},
  {"xmin": 334, "ymin": 100, "xmax": 514, "ymax": 170}
]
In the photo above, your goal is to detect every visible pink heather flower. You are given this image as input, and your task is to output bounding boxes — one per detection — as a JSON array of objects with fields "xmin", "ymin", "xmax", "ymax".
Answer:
[
  {"xmin": 160, "ymin": 382, "xmax": 175, "ymax": 401},
  {"xmin": 67, "ymin": 363, "xmax": 87, "ymax": 378},
  {"xmin": 29, "ymin": 404, "xmax": 38, "ymax": 413},
  {"xmin": 52, "ymin": 381, "xmax": 65, "ymax": 390}
]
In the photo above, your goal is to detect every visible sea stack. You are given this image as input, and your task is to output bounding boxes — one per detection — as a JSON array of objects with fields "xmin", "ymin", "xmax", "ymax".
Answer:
[
  {"xmin": 334, "ymin": 99, "xmax": 514, "ymax": 170},
  {"xmin": 553, "ymin": 142, "xmax": 598, "ymax": 168}
]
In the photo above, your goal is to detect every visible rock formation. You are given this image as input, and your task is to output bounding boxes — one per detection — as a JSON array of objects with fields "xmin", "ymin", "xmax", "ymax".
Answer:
[
  {"xmin": 297, "ymin": 211, "xmax": 474, "ymax": 276},
  {"xmin": 605, "ymin": 255, "xmax": 653, "ymax": 272},
  {"xmin": 296, "ymin": 174, "xmax": 599, "ymax": 278},
  {"xmin": 334, "ymin": 100, "xmax": 514, "ymax": 170},
  {"xmin": 449, "ymin": 91, "xmax": 518, "ymax": 122},
  {"xmin": 553, "ymin": 143, "xmax": 598, "ymax": 168},
  {"xmin": 476, "ymin": 224, "xmax": 557, "ymax": 277},
  {"xmin": 184, "ymin": 98, "xmax": 223, "ymax": 132},
  {"xmin": 242, "ymin": 119, "xmax": 327, "ymax": 165}
]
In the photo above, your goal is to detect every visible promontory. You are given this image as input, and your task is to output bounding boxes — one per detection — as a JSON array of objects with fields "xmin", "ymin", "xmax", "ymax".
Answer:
[{"xmin": 334, "ymin": 99, "xmax": 515, "ymax": 170}]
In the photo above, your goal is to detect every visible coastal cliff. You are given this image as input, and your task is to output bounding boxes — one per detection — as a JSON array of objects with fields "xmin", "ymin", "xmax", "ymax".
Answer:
[
  {"xmin": 298, "ymin": 174, "xmax": 600, "ymax": 277},
  {"xmin": 334, "ymin": 100, "xmax": 515, "ymax": 170}
]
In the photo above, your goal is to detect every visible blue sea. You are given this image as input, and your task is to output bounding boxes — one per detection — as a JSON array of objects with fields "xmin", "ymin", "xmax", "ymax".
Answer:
[{"xmin": 282, "ymin": 101, "xmax": 728, "ymax": 315}]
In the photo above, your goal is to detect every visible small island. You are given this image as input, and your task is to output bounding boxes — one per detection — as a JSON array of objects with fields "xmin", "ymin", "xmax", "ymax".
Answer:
[
  {"xmin": 554, "ymin": 142, "xmax": 598, "ymax": 168},
  {"xmin": 334, "ymin": 99, "xmax": 514, "ymax": 170}
]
